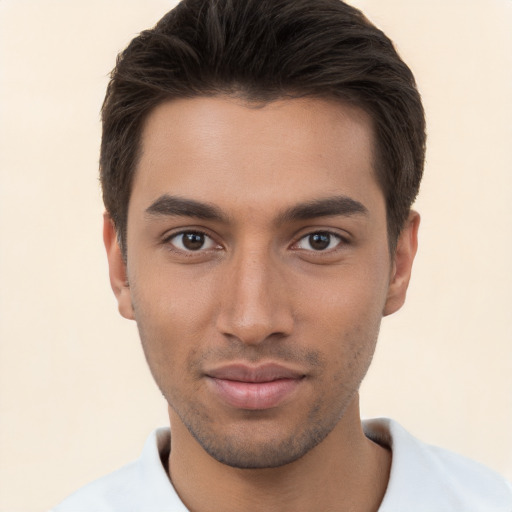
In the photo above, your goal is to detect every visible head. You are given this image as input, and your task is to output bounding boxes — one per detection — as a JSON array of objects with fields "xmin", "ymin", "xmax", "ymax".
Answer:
[
  {"xmin": 101, "ymin": 0, "xmax": 425, "ymax": 257},
  {"xmin": 102, "ymin": 0, "xmax": 424, "ymax": 471}
]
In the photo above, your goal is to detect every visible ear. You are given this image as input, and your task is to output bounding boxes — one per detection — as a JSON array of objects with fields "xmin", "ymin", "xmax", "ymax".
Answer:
[
  {"xmin": 383, "ymin": 211, "xmax": 420, "ymax": 316},
  {"xmin": 103, "ymin": 213, "xmax": 135, "ymax": 320}
]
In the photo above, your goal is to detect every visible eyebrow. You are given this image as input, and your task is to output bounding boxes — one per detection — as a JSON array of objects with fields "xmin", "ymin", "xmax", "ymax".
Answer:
[
  {"xmin": 145, "ymin": 195, "xmax": 228, "ymax": 222},
  {"xmin": 277, "ymin": 196, "xmax": 368, "ymax": 223},
  {"xmin": 144, "ymin": 194, "xmax": 368, "ymax": 223}
]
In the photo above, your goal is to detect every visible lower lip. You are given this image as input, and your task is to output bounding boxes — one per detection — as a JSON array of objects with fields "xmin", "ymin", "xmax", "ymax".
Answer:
[{"xmin": 207, "ymin": 377, "xmax": 302, "ymax": 410}]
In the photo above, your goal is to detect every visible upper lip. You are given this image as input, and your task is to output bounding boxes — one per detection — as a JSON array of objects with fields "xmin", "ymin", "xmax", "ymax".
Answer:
[{"xmin": 206, "ymin": 363, "xmax": 305, "ymax": 383}]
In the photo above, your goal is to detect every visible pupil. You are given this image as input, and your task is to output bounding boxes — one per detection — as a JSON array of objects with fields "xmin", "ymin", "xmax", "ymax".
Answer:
[
  {"xmin": 183, "ymin": 232, "xmax": 204, "ymax": 250},
  {"xmin": 309, "ymin": 233, "xmax": 330, "ymax": 250}
]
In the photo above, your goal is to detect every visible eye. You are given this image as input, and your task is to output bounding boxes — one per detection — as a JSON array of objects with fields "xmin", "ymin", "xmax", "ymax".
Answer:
[
  {"xmin": 295, "ymin": 231, "xmax": 344, "ymax": 251},
  {"xmin": 167, "ymin": 231, "xmax": 218, "ymax": 252}
]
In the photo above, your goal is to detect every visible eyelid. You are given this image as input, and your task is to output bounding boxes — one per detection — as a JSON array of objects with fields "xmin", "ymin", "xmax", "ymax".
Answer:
[
  {"xmin": 297, "ymin": 232, "xmax": 341, "ymax": 250},
  {"xmin": 160, "ymin": 226, "xmax": 350, "ymax": 254},
  {"xmin": 162, "ymin": 228, "xmax": 223, "ymax": 253},
  {"xmin": 290, "ymin": 229, "xmax": 350, "ymax": 252}
]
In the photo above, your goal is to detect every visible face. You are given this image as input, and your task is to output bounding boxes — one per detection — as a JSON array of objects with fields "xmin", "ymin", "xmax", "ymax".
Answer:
[{"xmin": 105, "ymin": 96, "xmax": 418, "ymax": 469}]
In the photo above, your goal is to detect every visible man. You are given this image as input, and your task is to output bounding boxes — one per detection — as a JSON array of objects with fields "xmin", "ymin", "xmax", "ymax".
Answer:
[{"xmin": 52, "ymin": 0, "xmax": 512, "ymax": 510}]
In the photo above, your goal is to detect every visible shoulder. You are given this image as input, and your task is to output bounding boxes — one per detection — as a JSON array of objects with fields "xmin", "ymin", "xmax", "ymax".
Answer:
[
  {"xmin": 50, "ymin": 428, "xmax": 187, "ymax": 512},
  {"xmin": 50, "ymin": 459, "xmax": 140, "ymax": 512},
  {"xmin": 363, "ymin": 418, "xmax": 512, "ymax": 512}
]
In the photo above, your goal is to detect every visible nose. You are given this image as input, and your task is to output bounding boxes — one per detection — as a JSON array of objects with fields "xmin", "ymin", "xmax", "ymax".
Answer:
[{"xmin": 215, "ymin": 245, "xmax": 294, "ymax": 345}]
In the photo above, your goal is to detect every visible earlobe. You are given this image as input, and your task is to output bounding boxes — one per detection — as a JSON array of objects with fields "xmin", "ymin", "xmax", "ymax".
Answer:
[
  {"xmin": 103, "ymin": 213, "xmax": 135, "ymax": 320},
  {"xmin": 383, "ymin": 211, "xmax": 420, "ymax": 316}
]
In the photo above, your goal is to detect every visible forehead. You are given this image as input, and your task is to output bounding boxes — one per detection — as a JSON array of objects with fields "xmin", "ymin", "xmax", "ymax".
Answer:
[{"xmin": 132, "ymin": 95, "xmax": 382, "ymax": 218}]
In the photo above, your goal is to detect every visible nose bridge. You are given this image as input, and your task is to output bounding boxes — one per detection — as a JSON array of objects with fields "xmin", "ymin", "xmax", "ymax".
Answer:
[{"xmin": 216, "ymin": 240, "xmax": 292, "ymax": 344}]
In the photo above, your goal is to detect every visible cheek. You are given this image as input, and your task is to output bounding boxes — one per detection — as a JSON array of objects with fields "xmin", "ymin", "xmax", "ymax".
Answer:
[
  {"xmin": 129, "ymin": 279, "xmax": 200, "ymax": 379},
  {"xmin": 300, "ymin": 259, "xmax": 389, "ymax": 327},
  {"xmin": 320, "ymin": 302, "xmax": 381, "ymax": 369},
  {"xmin": 314, "ymin": 306, "xmax": 381, "ymax": 414},
  {"xmin": 129, "ymin": 256, "xmax": 218, "ymax": 332},
  {"xmin": 300, "ymin": 263, "xmax": 388, "ymax": 370},
  {"xmin": 128, "ymin": 258, "xmax": 228, "ymax": 389}
]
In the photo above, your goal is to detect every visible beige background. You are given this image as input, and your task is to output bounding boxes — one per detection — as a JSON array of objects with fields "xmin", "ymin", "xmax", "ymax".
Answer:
[{"xmin": 1, "ymin": 0, "xmax": 511, "ymax": 510}]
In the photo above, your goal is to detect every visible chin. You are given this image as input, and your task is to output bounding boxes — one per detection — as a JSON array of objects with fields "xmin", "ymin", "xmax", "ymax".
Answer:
[{"xmin": 181, "ymin": 408, "xmax": 340, "ymax": 469}]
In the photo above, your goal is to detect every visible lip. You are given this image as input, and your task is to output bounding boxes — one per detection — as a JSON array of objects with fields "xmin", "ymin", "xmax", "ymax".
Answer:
[{"xmin": 205, "ymin": 363, "xmax": 305, "ymax": 410}]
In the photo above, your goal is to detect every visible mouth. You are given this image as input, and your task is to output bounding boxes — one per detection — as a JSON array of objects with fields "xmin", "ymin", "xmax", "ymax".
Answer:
[{"xmin": 205, "ymin": 363, "xmax": 306, "ymax": 410}]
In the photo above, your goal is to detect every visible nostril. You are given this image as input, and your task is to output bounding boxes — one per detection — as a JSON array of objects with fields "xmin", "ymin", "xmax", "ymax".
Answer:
[{"xmin": 216, "ymin": 307, "xmax": 294, "ymax": 346}]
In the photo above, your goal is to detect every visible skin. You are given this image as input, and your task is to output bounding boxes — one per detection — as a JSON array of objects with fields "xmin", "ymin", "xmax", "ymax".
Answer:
[{"xmin": 104, "ymin": 96, "xmax": 419, "ymax": 512}]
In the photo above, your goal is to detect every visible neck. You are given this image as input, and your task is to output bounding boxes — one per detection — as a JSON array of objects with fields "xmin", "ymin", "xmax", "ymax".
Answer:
[{"xmin": 167, "ymin": 396, "xmax": 391, "ymax": 512}]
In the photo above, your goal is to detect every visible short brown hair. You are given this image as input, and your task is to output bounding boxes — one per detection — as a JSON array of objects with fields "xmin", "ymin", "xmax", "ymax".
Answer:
[{"xmin": 101, "ymin": 0, "xmax": 426, "ymax": 254}]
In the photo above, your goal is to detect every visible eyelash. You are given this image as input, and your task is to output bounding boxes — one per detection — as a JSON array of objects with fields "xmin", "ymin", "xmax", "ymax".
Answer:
[
  {"xmin": 162, "ymin": 230, "xmax": 221, "ymax": 254},
  {"xmin": 292, "ymin": 231, "xmax": 347, "ymax": 252},
  {"xmin": 162, "ymin": 229, "xmax": 348, "ymax": 254}
]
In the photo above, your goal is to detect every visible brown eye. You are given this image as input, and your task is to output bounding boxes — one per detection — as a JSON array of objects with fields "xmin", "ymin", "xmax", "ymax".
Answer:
[
  {"xmin": 168, "ymin": 231, "xmax": 217, "ymax": 252},
  {"xmin": 182, "ymin": 232, "xmax": 205, "ymax": 250},
  {"xmin": 309, "ymin": 233, "xmax": 331, "ymax": 250},
  {"xmin": 296, "ymin": 231, "xmax": 342, "ymax": 251}
]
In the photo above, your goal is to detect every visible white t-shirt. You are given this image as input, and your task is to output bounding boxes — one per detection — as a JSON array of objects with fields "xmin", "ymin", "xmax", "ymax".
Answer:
[{"xmin": 51, "ymin": 418, "xmax": 512, "ymax": 512}]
